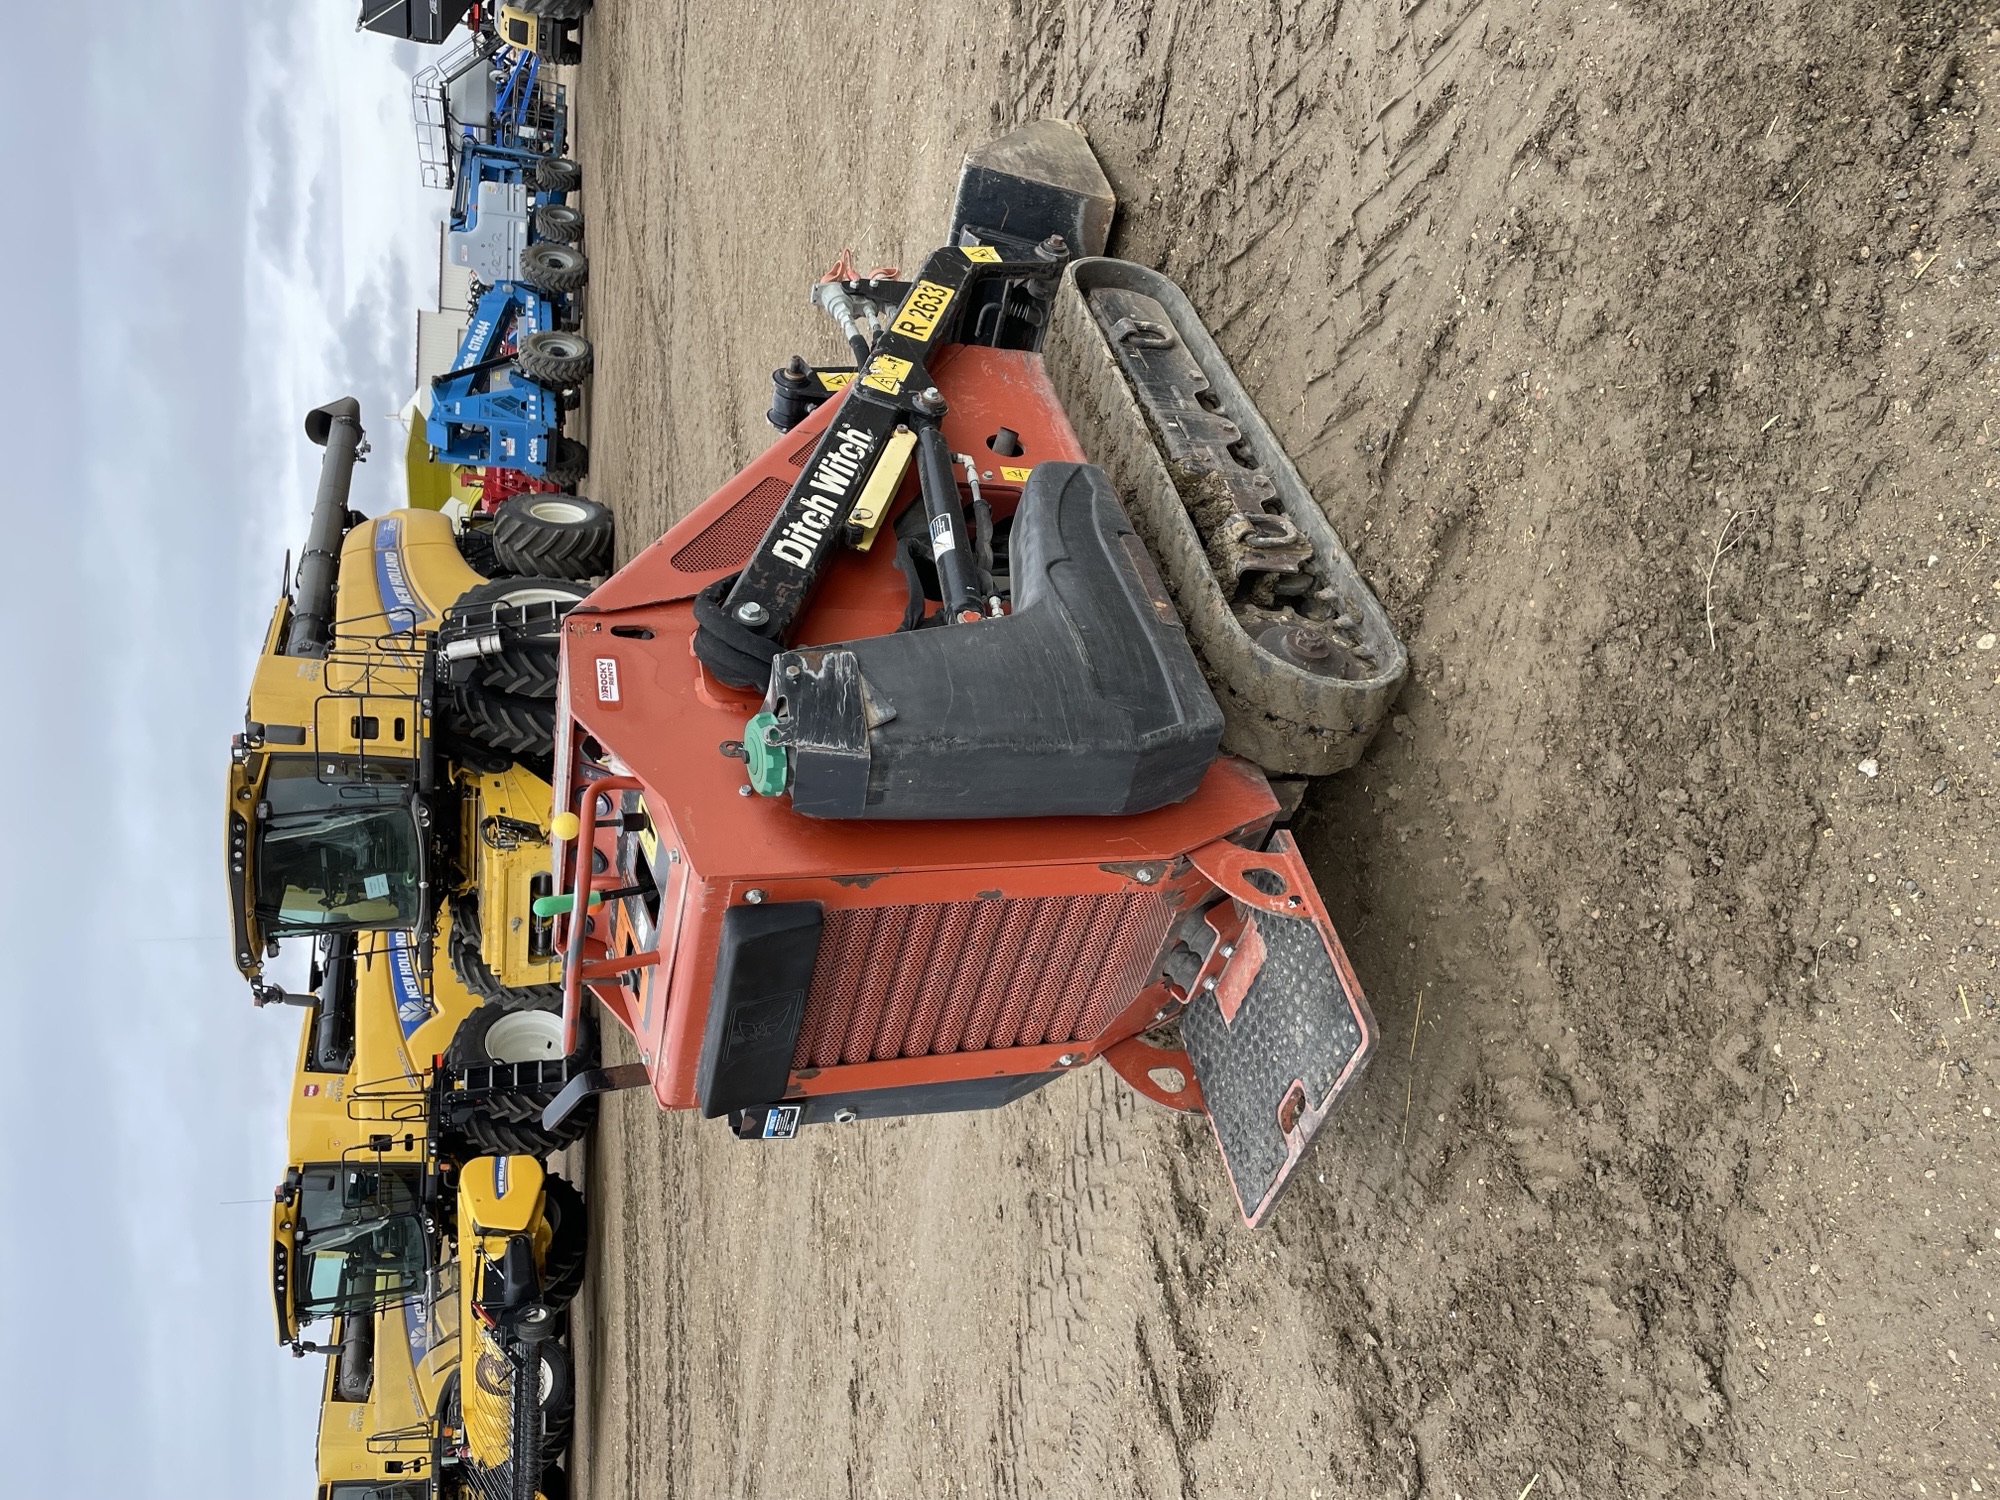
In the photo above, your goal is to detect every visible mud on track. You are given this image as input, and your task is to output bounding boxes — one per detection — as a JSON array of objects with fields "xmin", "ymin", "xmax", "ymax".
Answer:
[{"xmin": 565, "ymin": 2, "xmax": 2000, "ymax": 1495}]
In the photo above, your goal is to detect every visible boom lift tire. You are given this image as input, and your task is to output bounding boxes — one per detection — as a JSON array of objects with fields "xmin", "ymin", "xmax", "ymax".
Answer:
[
  {"xmin": 447, "ymin": 893, "xmax": 565, "ymax": 1010},
  {"xmin": 490, "ymin": 496, "xmax": 614, "ymax": 581},
  {"xmin": 533, "ymin": 156, "xmax": 582, "ymax": 193},
  {"xmin": 542, "ymin": 436, "xmax": 589, "ymax": 488},
  {"xmin": 519, "ymin": 244, "xmax": 587, "ymax": 295},
  {"xmin": 516, "ymin": 331, "xmax": 594, "ymax": 390},
  {"xmin": 532, "ymin": 203, "xmax": 582, "ymax": 244},
  {"xmin": 519, "ymin": 243, "xmax": 588, "ymax": 294}
]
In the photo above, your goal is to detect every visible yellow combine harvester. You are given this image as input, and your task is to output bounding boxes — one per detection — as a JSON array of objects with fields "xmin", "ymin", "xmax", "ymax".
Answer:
[
  {"xmin": 276, "ymin": 925, "xmax": 588, "ymax": 1499},
  {"xmin": 225, "ymin": 398, "xmax": 613, "ymax": 1016}
]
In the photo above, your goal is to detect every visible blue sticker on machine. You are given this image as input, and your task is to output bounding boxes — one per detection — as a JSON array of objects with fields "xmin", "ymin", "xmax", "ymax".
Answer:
[
  {"xmin": 401, "ymin": 1297, "xmax": 429, "ymax": 1370},
  {"xmin": 762, "ymin": 1105, "xmax": 802, "ymax": 1140},
  {"xmin": 372, "ymin": 514, "xmax": 423, "ymax": 633},
  {"xmin": 388, "ymin": 932, "xmax": 435, "ymax": 1037}
]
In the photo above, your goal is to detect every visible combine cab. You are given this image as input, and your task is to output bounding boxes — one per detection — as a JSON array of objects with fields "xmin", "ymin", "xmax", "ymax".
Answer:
[{"xmin": 539, "ymin": 122, "xmax": 1405, "ymax": 1226}]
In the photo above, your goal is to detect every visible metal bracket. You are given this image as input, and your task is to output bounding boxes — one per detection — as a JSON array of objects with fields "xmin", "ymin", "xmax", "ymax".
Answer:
[
  {"xmin": 1187, "ymin": 831, "xmax": 1315, "ymax": 917},
  {"xmin": 1102, "ymin": 1035, "xmax": 1206, "ymax": 1114},
  {"xmin": 539, "ymin": 1062, "xmax": 651, "ymax": 1133}
]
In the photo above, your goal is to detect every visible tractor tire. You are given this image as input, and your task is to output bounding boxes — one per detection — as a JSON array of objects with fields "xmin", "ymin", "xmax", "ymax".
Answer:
[
  {"xmin": 516, "ymin": 330, "xmax": 593, "ymax": 390},
  {"xmin": 533, "ymin": 1339, "xmax": 576, "ymax": 1457},
  {"xmin": 490, "ymin": 495, "xmax": 613, "ymax": 581},
  {"xmin": 533, "ymin": 203, "xmax": 583, "ymax": 243},
  {"xmin": 445, "ymin": 1004, "xmax": 599, "ymax": 1155},
  {"xmin": 457, "ymin": 1106, "xmax": 590, "ymax": 1158},
  {"xmin": 447, "ymin": 575, "xmax": 589, "ymax": 697},
  {"xmin": 453, "ymin": 679, "xmax": 558, "ymax": 761},
  {"xmin": 532, "ymin": 155, "xmax": 582, "ymax": 194},
  {"xmin": 483, "ymin": 649, "xmax": 560, "ymax": 699},
  {"xmin": 447, "ymin": 893, "xmax": 564, "ymax": 1012},
  {"xmin": 541, "ymin": 436, "xmax": 589, "ymax": 488},
  {"xmin": 538, "ymin": 1176, "xmax": 589, "ymax": 1309}
]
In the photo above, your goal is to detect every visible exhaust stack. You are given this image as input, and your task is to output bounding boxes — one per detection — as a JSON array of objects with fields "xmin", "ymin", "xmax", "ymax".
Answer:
[{"xmin": 287, "ymin": 398, "xmax": 365, "ymax": 658}]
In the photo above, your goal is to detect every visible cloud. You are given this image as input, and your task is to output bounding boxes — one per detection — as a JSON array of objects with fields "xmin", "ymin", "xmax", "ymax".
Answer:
[{"xmin": 0, "ymin": 0, "xmax": 452, "ymax": 1493}]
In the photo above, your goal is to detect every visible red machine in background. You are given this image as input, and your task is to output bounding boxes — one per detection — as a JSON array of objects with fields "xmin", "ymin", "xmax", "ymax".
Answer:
[{"xmin": 471, "ymin": 464, "xmax": 564, "ymax": 510}]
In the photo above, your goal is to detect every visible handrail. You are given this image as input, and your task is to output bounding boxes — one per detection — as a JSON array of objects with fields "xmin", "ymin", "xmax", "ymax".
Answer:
[{"xmin": 557, "ymin": 775, "xmax": 641, "ymax": 1053}]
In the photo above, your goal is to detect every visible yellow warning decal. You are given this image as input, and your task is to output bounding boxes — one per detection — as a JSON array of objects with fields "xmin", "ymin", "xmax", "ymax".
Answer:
[
  {"xmin": 962, "ymin": 245, "xmax": 1002, "ymax": 263},
  {"xmin": 817, "ymin": 370, "xmax": 854, "ymax": 392},
  {"xmin": 862, "ymin": 354, "xmax": 912, "ymax": 395},
  {"xmin": 999, "ymin": 465, "xmax": 1033, "ymax": 483},
  {"xmin": 891, "ymin": 279, "xmax": 956, "ymax": 342},
  {"xmin": 849, "ymin": 428, "xmax": 918, "ymax": 551}
]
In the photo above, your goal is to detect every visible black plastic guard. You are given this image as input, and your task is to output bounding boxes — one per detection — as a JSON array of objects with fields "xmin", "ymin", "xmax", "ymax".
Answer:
[
  {"xmin": 947, "ymin": 120, "xmax": 1116, "ymax": 351},
  {"xmin": 695, "ymin": 903, "xmax": 822, "ymax": 1118},
  {"xmin": 1181, "ymin": 906, "xmax": 1374, "ymax": 1227},
  {"xmin": 947, "ymin": 119, "xmax": 1115, "ymax": 259},
  {"xmin": 771, "ymin": 462, "xmax": 1223, "ymax": 819}
]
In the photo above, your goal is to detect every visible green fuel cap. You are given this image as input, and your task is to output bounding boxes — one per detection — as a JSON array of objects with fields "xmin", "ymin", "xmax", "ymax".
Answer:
[{"xmin": 743, "ymin": 710, "xmax": 790, "ymax": 797}]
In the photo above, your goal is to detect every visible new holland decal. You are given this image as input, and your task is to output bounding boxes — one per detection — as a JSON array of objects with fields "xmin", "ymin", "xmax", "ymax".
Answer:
[
  {"xmin": 388, "ymin": 931, "xmax": 436, "ymax": 1038},
  {"xmin": 372, "ymin": 516, "xmax": 426, "ymax": 633}
]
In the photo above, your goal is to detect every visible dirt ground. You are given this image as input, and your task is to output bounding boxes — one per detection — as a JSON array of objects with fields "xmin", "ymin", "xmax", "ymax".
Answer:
[{"xmin": 560, "ymin": 1, "xmax": 2000, "ymax": 1495}]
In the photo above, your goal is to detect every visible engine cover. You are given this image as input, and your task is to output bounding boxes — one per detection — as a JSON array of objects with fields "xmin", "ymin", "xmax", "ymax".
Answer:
[{"xmin": 768, "ymin": 462, "xmax": 1224, "ymax": 820}]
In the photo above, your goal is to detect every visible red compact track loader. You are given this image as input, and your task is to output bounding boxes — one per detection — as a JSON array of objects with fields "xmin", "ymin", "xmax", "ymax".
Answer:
[{"xmin": 538, "ymin": 122, "xmax": 1406, "ymax": 1225}]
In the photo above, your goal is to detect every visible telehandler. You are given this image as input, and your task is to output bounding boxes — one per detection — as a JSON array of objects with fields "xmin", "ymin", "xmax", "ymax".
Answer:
[
  {"xmin": 224, "ymin": 396, "xmax": 615, "ymax": 1016},
  {"xmin": 537, "ymin": 122, "xmax": 1406, "ymax": 1227}
]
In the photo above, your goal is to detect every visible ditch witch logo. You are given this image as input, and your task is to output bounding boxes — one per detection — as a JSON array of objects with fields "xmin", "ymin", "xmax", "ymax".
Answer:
[{"xmin": 771, "ymin": 423, "xmax": 877, "ymax": 568}]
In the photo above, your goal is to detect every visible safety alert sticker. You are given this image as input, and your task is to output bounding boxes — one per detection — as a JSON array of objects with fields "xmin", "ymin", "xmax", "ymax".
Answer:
[
  {"xmin": 763, "ymin": 1104, "xmax": 802, "ymax": 1140},
  {"xmin": 862, "ymin": 353, "xmax": 911, "ymax": 396},
  {"xmin": 816, "ymin": 370, "xmax": 854, "ymax": 391},
  {"xmin": 595, "ymin": 657, "xmax": 620, "ymax": 703},
  {"xmin": 999, "ymin": 465, "xmax": 1033, "ymax": 484},
  {"xmin": 962, "ymin": 245, "xmax": 1001, "ymax": 263}
]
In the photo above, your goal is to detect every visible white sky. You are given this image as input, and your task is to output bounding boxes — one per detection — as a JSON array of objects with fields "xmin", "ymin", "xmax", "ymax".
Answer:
[{"xmin": 1, "ymin": 5, "xmax": 446, "ymax": 1493}]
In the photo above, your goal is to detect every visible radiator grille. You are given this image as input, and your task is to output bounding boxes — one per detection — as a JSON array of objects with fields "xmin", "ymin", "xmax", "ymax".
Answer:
[
  {"xmin": 793, "ymin": 892, "xmax": 1173, "ymax": 1068},
  {"xmin": 668, "ymin": 476, "xmax": 790, "ymax": 573}
]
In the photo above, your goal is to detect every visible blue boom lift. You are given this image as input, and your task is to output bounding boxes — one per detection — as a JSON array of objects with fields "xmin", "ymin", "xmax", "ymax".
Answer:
[{"xmin": 414, "ymin": 34, "xmax": 589, "ymax": 292}]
